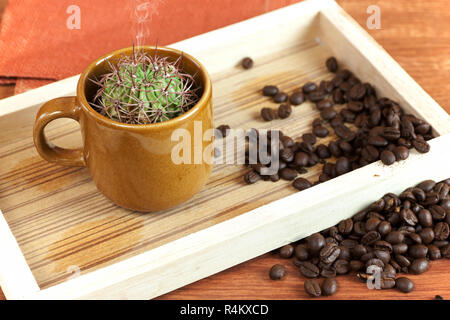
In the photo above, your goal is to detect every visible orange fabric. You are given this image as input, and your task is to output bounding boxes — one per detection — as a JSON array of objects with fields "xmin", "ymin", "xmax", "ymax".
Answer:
[{"xmin": 0, "ymin": 0, "xmax": 301, "ymax": 81}]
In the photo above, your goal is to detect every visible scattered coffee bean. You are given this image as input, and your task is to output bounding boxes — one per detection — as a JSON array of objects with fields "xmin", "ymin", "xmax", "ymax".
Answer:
[
  {"xmin": 299, "ymin": 261, "xmax": 320, "ymax": 278},
  {"xmin": 262, "ymin": 85, "xmax": 279, "ymax": 97},
  {"xmin": 293, "ymin": 178, "xmax": 312, "ymax": 191},
  {"xmin": 273, "ymin": 92, "xmax": 288, "ymax": 103},
  {"xmin": 269, "ymin": 264, "xmax": 286, "ymax": 280},
  {"xmin": 304, "ymin": 279, "xmax": 321, "ymax": 297},
  {"xmin": 380, "ymin": 150, "xmax": 396, "ymax": 165},
  {"xmin": 279, "ymin": 168, "xmax": 297, "ymax": 181},
  {"xmin": 279, "ymin": 244, "xmax": 294, "ymax": 259},
  {"xmin": 244, "ymin": 170, "xmax": 261, "ymax": 184},
  {"xmin": 278, "ymin": 104, "xmax": 292, "ymax": 119},
  {"xmin": 326, "ymin": 57, "xmax": 338, "ymax": 73},
  {"xmin": 261, "ymin": 107, "xmax": 276, "ymax": 121},
  {"xmin": 321, "ymin": 277, "xmax": 338, "ymax": 296},
  {"xmin": 290, "ymin": 92, "xmax": 306, "ymax": 105},
  {"xmin": 241, "ymin": 57, "xmax": 253, "ymax": 69}
]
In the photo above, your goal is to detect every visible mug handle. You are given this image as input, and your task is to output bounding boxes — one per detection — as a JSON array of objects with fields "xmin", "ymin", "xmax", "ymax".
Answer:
[{"xmin": 33, "ymin": 96, "xmax": 86, "ymax": 167}]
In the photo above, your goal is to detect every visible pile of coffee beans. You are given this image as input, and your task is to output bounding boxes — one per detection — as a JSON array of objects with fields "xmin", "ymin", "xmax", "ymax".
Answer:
[
  {"xmin": 268, "ymin": 178, "xmax": 449, "ymax": 298},
  {"xmin": 243, "ymin": 56, "xmax": 433, "ymax": 189}
]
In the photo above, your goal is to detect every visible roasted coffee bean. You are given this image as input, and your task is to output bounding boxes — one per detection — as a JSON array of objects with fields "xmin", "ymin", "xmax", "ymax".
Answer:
[
  {"xmin": 361, "ymin": 145, "xmax": 379, "ymax": 162},
  {"xmin": 326, "ymin": 57, "xmax": 338, "ymax": 73},
  {"xmin": 316, "ymin": 99, "xmax": 333, "ymax": 110},
  {"xmin": 407, "ymin": 232, "xmax": 422, "ymax": 244},
  {"xmin": 394, "ymin": 254, "xmax": 411, "ymax": 268},
  {"xmin": 409, "ymin": 258, "xmax": 429, "ymax": 274},
  {"xmin": 350, "ymin": 106, "xmax": 367, "ymax": 121},
  {"xmin": 434, "ymin": 240, "xmax": 449, "ymax": 248},
  {"xmin": 334, "ymin": 124, "xmax": 355, "ymax": 141},
  {"xmin": 262, "ymin": 85, "xmax": 279, "ymax": 96},
  {"xmin": 381, "ymin": 277, "xmax": 396, "ymax": 289},
  {"xmin": 304, "ymin": 279, "xmax": 321, "ymax": 297},
  {"xmin": 423, "ymin": 192, "xmax": 440, "ymax": 206},
  {"xmin": 313, "ymin": 125, "xmax": 329, "ymax": 138},
  {"xmin": 338, "ymin": 246, "xmax": 352, "ymax": 260},
  {"xmin": 308, "ymin": 90, "xmax": 327, "ymax": 102},
  {"xmin": 273, "ymin": 92, "xmax": 288, "ymax": 103},
  {"xmin": 396, "ymin": 277, "xmax": 414, "ymax": 293},
  {"xmin": 316, "ymin": 144, "xmax": 331, "ymax": 159},
  {"xmin": 419, "ymin": 227, "xmax": 435, "ymax": 244},
  {"xmin": 320, "ymin": 243, "xmax": 341, "ymax": 264},
  {"xmin": 280, "ymin": 148, "xmax": 294, "ymax": 163},
  {"xmin": 289, "ymin": 91, "xmax": 306, "ymax": 105},
  {"xmin": 320, "ymin": 80, "xmax": 334, "ymax": 94},
  {"xmin": 409, "ymin": 244, "xmax": 428, "ymax": 259},
  {"xmin": 377, "ymin": 221, "xmax": 392, "ymax": 236},
  {"xmin": 430, "ymin": 205, "xmax": 446, "ymax": 221},
  {"xmin": 393, "ymin": 243, "xmax": 408, "ymax": 255},
  {"xmin": 427, "ymin": 244, "xmax": 442, "ymax": 260},
  {"xmin": 349, "ymin": 260, "xmax": 364, "ymax": 272},
  {"xmin": 302, "ymin": 133, "xmax": 316, "ymax": 145},
  {"xmin": 278, "ymin": 104, "xmax": 292, "ymax": 119},
  {"xmin": 261, "ymin": 107, "xmax": 276, "ymax": 121},
  {"xmin": 434, "ymin": 295, "xmax": 444, "ymax": 300},
  {"xmin": 374, "ymin": 240, "xmax": 393, "ymax": 253},
  {"xmin": 380, "ymin": 150, "xmax": 396, "ymax": 165},
  {"xmin": 279, "ymin": 168, "xmax": 297, "ymax": 181},
  {"xmin": 417, "ymin": 180, "xmax": 436, "ymax": 192},
  {"xmin": 302, "ymin": 82, "xmax": 318, "ymax": 94},
  {"xmin": 321, "ymin": 277, "xmax": 338, "ymax": 297},
  {"xmin": 434, "ymin": 222, "xmax": 450, "ymax": 241},
  {"xmin": 293, "ymin": 178, "xmax": 312, "ymax": 191},
  {"xmin": 368, "ymin": 135, "xmax": 388, "ymax": 147},
  {"xmin": 294, "ymin": 152, "xmax": 309, "ymax": 167},
  {"xmin": 270, "ymin": 173, "xmax": 280, "ymax": 182},
  {"xmin": 412, "ymin": 138, "xmax": 430, "ymax": 153},
  {"xmin": 382, "ymin": 127, "xmax": 401, "ymax": 140},
  {"xmin": 307, "ymin": 233, "xmax": 326, "ymax": 255},
  {"xmin": 441, "ymin": 244, "xmax": 450, "ymax": 258},
  {"xmin": 244, "ymin": 170, "xmax": 261, "ymax": 184},
  {"xmin": 269, "ymin": 264, "xmax": 286, "ymax": 280},
  {"xmin": 279, "ymin": 244, "xmax": 294, "ymax": 258},
  {"xmin": 361, "ymin": 231, "xmax": 381, "ymax": 246},
  {"xmin": 338, "ymin": 219, "xmax": 353, "ymax": 235},
  {"xmin": 365, "ymin": 217, "xmax": 381, "ymax": 232},
  {"xmin": 385, "ymin": 231, "xmax": 405, "ymax": 244},
  {"xmin": 295, "ymin": 244, "xmax": 310, "ymax": 261},
  {"xmin": 332, "ymin": 88, "xmax": 345, "ymax": 104},
  {"xmin": 339, "ymin": 81, "xmax": 352, "ymax": 92},
  {"xmin": 327, "ymin": 141, "xmax": 341, "ymax": 157},
  {"xmin": 299, "ymin": 261, "xmax": 320, "ymax": 278},
  {"xmin": 380, "ymin": 264, "xmax": 395, "ymax": 279},
  {"xmin": 241, "ymin": 57, "xmax": 253, "ymax": 69},
  {"xmin": 321, "ymin": 108, "xmax": 337, "ymax": 121},
  {"xmin": 335, "ymin": 157, "xmax": 350, "ymax": 176},
  {"xmin": 348, "ymin": 83, "xmax": 366, "ymax": 100},
  {"xmin": 400, "ymin": 208, "xmax": 418, "ymax": 226},
  {"xmin": 366, "ymin": 258, "xmax": 385, "ymax": 270},
  {"xmin": 393, "ymin": 146, "xmax": 409, "ymax": 161}
]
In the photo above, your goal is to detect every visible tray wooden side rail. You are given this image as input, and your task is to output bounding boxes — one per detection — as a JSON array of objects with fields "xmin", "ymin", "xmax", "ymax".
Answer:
[{"xmin": 0, "ymin": 0, "xmax": 449, "ymax": 299}]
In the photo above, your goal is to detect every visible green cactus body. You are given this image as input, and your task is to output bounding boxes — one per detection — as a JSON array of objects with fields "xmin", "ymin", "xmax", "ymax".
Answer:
[{"xmin": 91, "ymin": 49, "xmax": 198, "ymax": 124}]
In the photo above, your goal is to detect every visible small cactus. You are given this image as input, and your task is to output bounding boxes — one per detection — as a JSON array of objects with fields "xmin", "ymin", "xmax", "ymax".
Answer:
[{"xmin": 90, "ymin": 46, "xmax": 199, "ymax": 124}]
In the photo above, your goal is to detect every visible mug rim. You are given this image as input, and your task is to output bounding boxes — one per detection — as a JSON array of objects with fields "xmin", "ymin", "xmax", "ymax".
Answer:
[{"xmin": 77, "ymin": 46, "xmax": 212, "ymax": 130}]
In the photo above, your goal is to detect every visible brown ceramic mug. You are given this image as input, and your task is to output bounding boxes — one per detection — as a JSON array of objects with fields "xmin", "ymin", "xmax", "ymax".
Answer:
[{"xmin": 33, "ymin": 46, "xmax": 213, "ymax": 212}]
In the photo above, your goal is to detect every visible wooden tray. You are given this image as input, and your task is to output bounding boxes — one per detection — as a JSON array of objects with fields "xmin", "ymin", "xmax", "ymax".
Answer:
[{"xmin": 0, "ymin": 0, "xmax": 449, "ymax": 299}]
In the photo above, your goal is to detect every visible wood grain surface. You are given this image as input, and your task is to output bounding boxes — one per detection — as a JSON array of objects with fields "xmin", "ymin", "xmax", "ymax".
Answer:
[{"xmin": 0, "ymin": 0, "xmax": 449, "ymax": 300}]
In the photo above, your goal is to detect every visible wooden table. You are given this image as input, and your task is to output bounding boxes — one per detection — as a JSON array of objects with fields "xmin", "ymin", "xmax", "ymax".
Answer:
[{"xmin": 0, "ymin": 0, "xmax": 449, "ymax": 300}]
